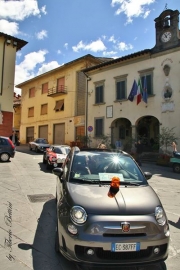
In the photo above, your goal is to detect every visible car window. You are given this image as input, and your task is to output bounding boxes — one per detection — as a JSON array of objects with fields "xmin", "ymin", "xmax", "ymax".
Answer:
[
  {"xmin": 69, "ymin": 151, "xmax": 145, "ymax": 184},
  {"xmin": 38, "ymin": 139, "xmax": 48, "ymax": 144},
  {"xmin": 54, "ymin": 148, "xmax": 63, "ymax": 154},
  {"xmin": 63, "ymin": 151, "xmax": 73, "ymax": 180},
  {"xmin": 0, "ymin": 138, "xmax": 8, "ymax": 146}
]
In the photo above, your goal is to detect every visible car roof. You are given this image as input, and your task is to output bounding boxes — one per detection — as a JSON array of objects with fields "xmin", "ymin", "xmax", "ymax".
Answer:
[
  {"xmin": 50, "ymin": 145, "xmax": 70, "ymax": 148},
  {"xmin": 0, "ymin": 136, "xmax": 9, "ymax": 139},
  {"xmin": 71, "ymin": 147, "xmax": 130, "ymax": 157}
]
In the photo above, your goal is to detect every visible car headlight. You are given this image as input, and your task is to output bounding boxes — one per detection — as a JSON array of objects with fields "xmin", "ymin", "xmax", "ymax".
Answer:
[
  {"xmin": 70, "ymin": 206, "xmax": 87, "ymax": 224},
  {"xmin": 155, "ymin": 206, "xmax": 166, "ymax": 226}
]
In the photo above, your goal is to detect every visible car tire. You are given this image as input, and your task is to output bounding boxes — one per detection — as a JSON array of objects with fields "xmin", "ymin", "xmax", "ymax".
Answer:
[
  {"xmin": 46, "ymin": 162, "xmax": 51, "ymax": 170},
  {"xmin": 43, "ymin": 156, "xmax": 46, "ymax": 164},
  {"xmin": 159, "ymin": 262, "xmax": 167, "ymax": 270},
  {"xmin": 55, "ymin": 225, "xmax": 59, "ymax": 253},
  {"xmin": 76, "ymin": 265, "xmax": 90, "ymax": 270},
  {"xmin": 0, "ymin": 153, "xmax": 10, "ymax": 162},
  {"xmin": 173, "ymin": 163, "xmax": 180, "ymax": 173}
]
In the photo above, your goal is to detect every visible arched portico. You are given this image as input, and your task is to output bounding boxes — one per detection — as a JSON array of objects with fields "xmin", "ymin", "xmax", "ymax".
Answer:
[
  {"xmin": 135, "ymin": 116, "xmax": 160, "ymax": 151},
  {"xmin": 110, "ymin": 115, "xmax": 160, "ymax": 152}
]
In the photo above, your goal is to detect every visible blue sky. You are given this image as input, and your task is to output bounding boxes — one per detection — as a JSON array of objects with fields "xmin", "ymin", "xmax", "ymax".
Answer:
[{"xmin": 0, "ymin": 0, "xmax": 179, "ymax": 95}]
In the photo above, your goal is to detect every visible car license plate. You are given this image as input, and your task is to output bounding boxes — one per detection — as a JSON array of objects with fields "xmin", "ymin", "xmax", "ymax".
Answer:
[{"xmin": 111, "ymin": 242, "xmax": 140, "ymax": 252}]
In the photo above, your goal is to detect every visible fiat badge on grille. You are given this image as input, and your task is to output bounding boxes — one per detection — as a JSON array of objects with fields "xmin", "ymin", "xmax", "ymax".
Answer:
[{"xmin": 121, "ymin": 222, "xmax": 130, "ymax": 232}]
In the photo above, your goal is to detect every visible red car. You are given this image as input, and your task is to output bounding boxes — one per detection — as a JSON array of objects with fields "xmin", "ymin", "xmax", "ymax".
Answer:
[{"xmin": 43, "ymin": 145, "xmax": 71, "ymax": 170}]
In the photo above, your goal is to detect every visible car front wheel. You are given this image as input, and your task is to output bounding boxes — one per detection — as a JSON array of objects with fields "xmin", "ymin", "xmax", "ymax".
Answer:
[
  {"xmin": 55, "ymin": 226, "xmax": 59, "ymax": 253},
  {"xmin": 43, "ymin": 156, "xmax": 46, "ymax": 164},
  {"xmin": 173, "ymin": 163, "xmax": 180, "ymax": 173},
  {"xmin": 46, "ymin": 161, "xmax": 51, "ymax": 170},
  {"xmin": 0, "ymin": 153, "xmax": 10, "ymax": 162}
]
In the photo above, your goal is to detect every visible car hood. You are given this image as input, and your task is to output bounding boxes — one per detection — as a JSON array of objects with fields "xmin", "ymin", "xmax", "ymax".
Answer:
[
  {"xmin": 66, "ymin": 183, "xmax": 161, "ymax": 215},
  {"xmin": 56, "ymin": 153, "xmax": 66, "ymax": 158}
]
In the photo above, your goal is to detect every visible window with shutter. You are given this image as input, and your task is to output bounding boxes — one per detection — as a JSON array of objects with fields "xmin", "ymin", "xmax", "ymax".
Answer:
[{"xmin": 54, "ymin": 100, "xmax": 64, "ymax": 112}]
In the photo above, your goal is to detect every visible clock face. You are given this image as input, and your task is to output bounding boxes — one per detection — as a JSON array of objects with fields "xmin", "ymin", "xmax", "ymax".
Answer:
[{"xmin": 161, "ymin": 31, "xmax": 172, "ymax": 43}]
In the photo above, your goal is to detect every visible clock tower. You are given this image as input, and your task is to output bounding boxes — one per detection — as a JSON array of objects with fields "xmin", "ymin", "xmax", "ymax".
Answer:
[{"xmin": 152, "ymin": 9, "xmax": 180, "ymax": 53}]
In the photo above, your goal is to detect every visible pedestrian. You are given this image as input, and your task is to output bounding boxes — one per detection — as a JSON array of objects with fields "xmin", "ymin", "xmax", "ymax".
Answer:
[
  {"xmin": 97, "ymin": 143, "xmax": 107, "ymax": 149},
  {"xmin": 172, "ymin": 142, "xmax": 180, "ymax": 158},
  {"xmin": 115, "ymin": 139, "xmax": 122, "ymax": 150},
  {"xmin": 9, "ymin": 131, "xmax": 19, "ymax": 146},
  {"xmin": 135, "ymin": 140, "xmax": 143, "ymax": 166}
]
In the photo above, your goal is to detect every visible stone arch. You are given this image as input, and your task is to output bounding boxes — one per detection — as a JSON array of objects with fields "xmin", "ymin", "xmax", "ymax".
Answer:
[
  {"xmin": 135, "ymin": 115, "xmax": 160, "ymax": 152},
  {"xmin": 110, "ymin": 117, "xmax": 132, "ymax": 151}
]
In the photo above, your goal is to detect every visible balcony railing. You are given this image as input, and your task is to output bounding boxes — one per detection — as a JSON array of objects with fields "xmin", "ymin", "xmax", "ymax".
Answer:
[{"xmin": 48, "ymin": 85, "xmax": 67, "ymax": 96}]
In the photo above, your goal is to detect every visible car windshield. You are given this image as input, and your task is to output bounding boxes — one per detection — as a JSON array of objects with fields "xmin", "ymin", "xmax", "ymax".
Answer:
[
  {"xmin": 61, "ymin": 147, "xmax": 71, "ymax": 155},
  {"xmin": 70, "ymin": 150, "xmax": 146, "ymax": 185},
  {"xmin": 37, "ymin": 139, "xmax": 48, "ymax": 144},
  {"xmin": 54, "ymin": 148, "xmax": 63, "ymax": 154}
]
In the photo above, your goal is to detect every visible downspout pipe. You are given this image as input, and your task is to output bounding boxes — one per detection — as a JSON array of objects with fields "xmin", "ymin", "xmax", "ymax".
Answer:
[
  {"xmin": 0, "ymin": 38, "xmax": 7, "ymax": 95},
  {"xmin": 83, "ymin": 72, "xmax": 91, "ymax": 146}
]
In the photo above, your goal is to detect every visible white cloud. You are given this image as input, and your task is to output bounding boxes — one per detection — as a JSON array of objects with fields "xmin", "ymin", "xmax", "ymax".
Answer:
[
  {"xmin": 36, "ymin": 30, "xmax": 48, "ymax": 40},
  {"xmin": 103, "ymin": 51, "xmax": 117, "ymax": 56},
  {"xmin": 111, "ymin": 0, "xmax": 155, "ymax": 23},
  {"xmin": 37, "ymin": 61, "xmax": 60, "ymax": 75},
  {"xmin": 117, "ymin": 42, "xmax": 133, "ymax": 51},
  {"xmin": 0, "ymin": 19, "xmax": 19, "ymax": 35},
  {"xmin": 109, "ymin": 35, "xmax": 117, "ymax": 43},
  {"xmin": 0, "ymin": 0, "xmax": 41, "ymax": 21},
  {"xmin": 72, "ymin": 39, "xmax": 106, "ymax": 53},
  {"xmin": 57, "ymin": 50, "xmax": 62, "ymax": 54},
  {"xmin": 41, "ymin": 5, "xmax": 47, "ymax": 15},
  {"xmin": 64, "ymin": 43, "xmax": 68, "ymax": 49},
  {"xmin": 15, "ymin": 50, "xmax": 48, "ymax": 86}
]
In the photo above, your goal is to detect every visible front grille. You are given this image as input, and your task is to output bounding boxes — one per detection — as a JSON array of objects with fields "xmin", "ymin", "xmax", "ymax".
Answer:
[
  {"xmin": 103, "ymin": 233, "xmax": 146, "ymax": 237},
  {"xmin": 75, "ymin": 244, "xmax": 168, "ymax": 262}
]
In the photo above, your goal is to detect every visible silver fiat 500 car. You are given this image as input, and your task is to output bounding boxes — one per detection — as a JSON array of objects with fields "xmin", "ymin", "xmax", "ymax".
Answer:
[{"xmin": 53, "ymin": 147, "xmax": 170, "ymax": 269}]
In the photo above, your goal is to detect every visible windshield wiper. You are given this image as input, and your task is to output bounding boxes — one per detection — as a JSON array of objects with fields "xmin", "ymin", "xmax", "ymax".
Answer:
[
  {"xmin": 121, "ymin": 181, "xmax": 140, "ymax": 186},
  {"xmin": 71, "ymin": 177, "xmax": 100, "ymax": 184}
]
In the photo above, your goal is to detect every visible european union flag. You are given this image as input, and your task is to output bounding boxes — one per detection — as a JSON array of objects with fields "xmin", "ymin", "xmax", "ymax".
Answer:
[{"xmin": 128, "ymin": 80, "xmax": 138, "ymax": 102}]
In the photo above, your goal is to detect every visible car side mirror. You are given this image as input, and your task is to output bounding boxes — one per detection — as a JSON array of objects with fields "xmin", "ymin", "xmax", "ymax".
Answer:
[
  {"xmin": 52, "ymin": 167, "xmax": 64, "ymax": 179},
  {"xmin": 144, "ymin": 172, "xmax": 152, "ymax": 180}
]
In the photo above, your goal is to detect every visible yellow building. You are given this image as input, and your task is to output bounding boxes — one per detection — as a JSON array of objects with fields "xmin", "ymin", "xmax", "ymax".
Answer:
[
  {"xmin": 83, "ymin": 9, "xmax": 180, "ymax": 152},
  {"xmin": 16, "ymin": 54, "xmax": 110, "ymax": 145},
  {"xmin": 0, "ymin": 32, "xmax": 27, "ymax": 136}
]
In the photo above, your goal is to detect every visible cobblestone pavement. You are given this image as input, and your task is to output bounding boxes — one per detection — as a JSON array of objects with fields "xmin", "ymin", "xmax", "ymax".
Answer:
[{"xmin": 0, "ymin": 145, "xmax": 179, "ymax": 270}]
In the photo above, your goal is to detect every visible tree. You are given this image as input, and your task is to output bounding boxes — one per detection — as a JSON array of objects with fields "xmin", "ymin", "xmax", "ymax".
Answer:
[{"xmin": 158, "ymin": 127, "xmax": 178, "ymax": 153}]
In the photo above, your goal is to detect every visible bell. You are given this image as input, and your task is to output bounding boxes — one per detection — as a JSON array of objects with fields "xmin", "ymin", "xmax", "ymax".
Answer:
[{"xmin": 163, "ymin": 17, "xmax": 170, "ymax": 28}]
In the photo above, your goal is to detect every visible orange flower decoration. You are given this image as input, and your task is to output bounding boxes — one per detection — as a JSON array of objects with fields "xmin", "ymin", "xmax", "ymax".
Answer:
[{"xmin": 108, "ymin": 176, "xmax": 120, "ymax": 198}]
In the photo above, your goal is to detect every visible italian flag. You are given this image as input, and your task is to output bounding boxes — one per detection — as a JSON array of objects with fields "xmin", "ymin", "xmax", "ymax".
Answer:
[{"xmin": 137, "ymin": 78, "xmax": 142, "ymax": 105}]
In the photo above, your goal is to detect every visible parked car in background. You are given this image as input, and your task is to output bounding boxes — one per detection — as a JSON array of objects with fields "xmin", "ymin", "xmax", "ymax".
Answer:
[
  {"xmin": 0, "ymin": 136, "xmax": 16, "ymax": 162},
  {"xmin": 53, "ymin": 147, "xmax": 170, "ymax": 269},
  {"xmin": 29, "ymin": 138, "xmax": 50, "ymax": 153},
  {"xmin": 43, "ymin": 145, "xmax": 71, "ymax": 169},
  {"xmin": 170, "ymin": 156, "xmax": 180, "ymax": 173}
]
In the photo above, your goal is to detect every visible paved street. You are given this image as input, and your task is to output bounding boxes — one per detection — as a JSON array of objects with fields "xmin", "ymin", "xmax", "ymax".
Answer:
[{"xmin": 0, "ymin": 145, "xmax": 179, "ymax": 270}]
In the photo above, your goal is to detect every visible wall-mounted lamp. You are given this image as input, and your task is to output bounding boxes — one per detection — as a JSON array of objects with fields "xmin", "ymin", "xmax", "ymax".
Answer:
[
  {"xmin": 6, "ymin": 39, "xmax": 11, "ymax": 45},
  {"xmin": 13, "ymin": 41, "xmax": 17, "ymax": 47},
  {"xmin": 87, "ymin": 77, "xmax": 91, "ymax": 81}
]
